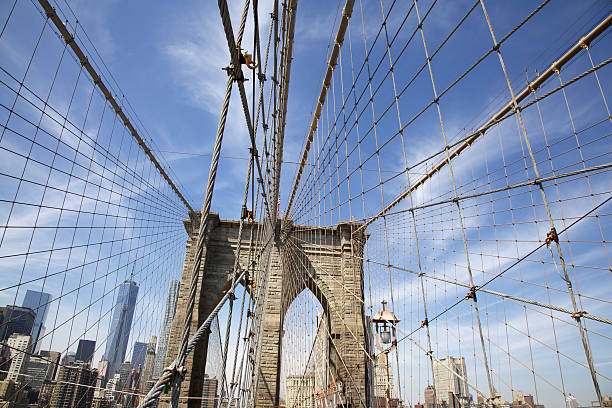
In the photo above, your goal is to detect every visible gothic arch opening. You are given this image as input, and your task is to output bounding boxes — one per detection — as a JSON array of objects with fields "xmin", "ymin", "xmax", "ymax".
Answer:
[{"xmin": 281, "ymin": 288, "xmax": 329, "ymax": 408}]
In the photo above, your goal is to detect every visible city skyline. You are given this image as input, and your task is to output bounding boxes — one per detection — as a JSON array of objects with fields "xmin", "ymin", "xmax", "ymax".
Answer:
[
  {"xmin": 0, "ymin": 288, "xmax": 606, "ymax": 407},
  {"xmin": 0, "ymin": 282, "xmax": 604, "ymax": 408},
  {"xmin": 0, "ymin": 281, "xmax": 172, "ymax": 377}
]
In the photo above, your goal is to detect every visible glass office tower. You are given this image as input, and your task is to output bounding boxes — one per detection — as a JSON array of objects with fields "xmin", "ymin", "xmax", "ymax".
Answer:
[
  {"xmin": 153, "ymin": 279, "xmax": 180, "ymax": 378},
  {"xmin": 21, "ymin": 290, "xmax": 52, "ymax": 353},
  {"xmin": 103, "ymin": 280, "xmax": 139, "ymax": 378}
]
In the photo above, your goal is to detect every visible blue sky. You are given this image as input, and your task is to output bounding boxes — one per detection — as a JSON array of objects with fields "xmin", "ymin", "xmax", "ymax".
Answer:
[{"xmin": 0, "ymin": 0, "xmax": 611, "ymax": 407}]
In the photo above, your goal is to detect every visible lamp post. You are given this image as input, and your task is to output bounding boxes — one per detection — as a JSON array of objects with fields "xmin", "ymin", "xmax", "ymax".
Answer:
[{"xmin": 372, "ymin": 300, "xmax": 400, "ymax": 408}]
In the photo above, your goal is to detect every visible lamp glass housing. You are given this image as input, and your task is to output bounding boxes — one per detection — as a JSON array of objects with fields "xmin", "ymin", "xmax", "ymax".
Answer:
[{"xmin": 380, "ymin": 328, "xmax": 392, "ymax": 344}]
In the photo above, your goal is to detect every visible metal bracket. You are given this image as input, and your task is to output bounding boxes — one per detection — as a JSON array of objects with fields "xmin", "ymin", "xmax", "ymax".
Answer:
[
  {"xmin": 545, "ymin": 227, "xmax": 559, "ymax": 247},
  {"xmin": 465, "ymin": 286, "xmax": 478, "ymax": 301}
]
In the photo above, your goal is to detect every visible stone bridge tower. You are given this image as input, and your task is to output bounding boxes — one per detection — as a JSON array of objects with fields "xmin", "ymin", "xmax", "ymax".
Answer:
[{"xmin": 163, "ymin": 212, "xmax": 370, "ymax": 407}]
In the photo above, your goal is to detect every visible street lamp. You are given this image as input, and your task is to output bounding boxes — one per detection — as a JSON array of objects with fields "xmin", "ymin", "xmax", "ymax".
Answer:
[
  {"xmin": 372, "ymin": 300, "xmax": 400, "ymax": 350},
  {"xmin": 372, "ymin": 300, "xmax": 400, "ymax": 408}
]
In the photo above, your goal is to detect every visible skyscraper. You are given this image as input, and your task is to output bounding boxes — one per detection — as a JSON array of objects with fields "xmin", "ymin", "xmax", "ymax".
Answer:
[
  {"xmin": 21, "ymin": 290, "xmax": 52, "ymax": 353},
  {"xmin": 6, "ymin": 334, "xmax": 31, "ymax": 382},
  {"xmin": 374, "ymin": 352, "xmax": 394, "ymax": 398},
  {"xmin": 23, "ymin": 350, "xmax": 60, "ymax": 391},
  {"xmin": 103, "ymin": 280, "xmax": 138, "ymax": 378},
  {"xmin": 75, "ymin": 339, "xmax": 96, "ymax": 364},
  {"xmin": 153, "ymin": 280, "xmax": 179, "ymax": 378},
  {"xmin": 0, "ymin": 306, "xmax": 36, "ymax": 343},
  {"xmin": 139, "ymin": 336, "xmax": 156, "ymax": 392},
  {"xmin": 424, "ymin": 385, "xmax": 435, "ymax": 408},
  {"xmin": 131, "ymin": 341, "xmax": 147, "ymax": 370},
  {"xmin": 49, "ymin": 362, "xmax": 97, "ymax": 408},
  {"xmin": 117, "ymin": 361, "xmax": 133, "ymax": 389},
  {"xmin": 432, "ymin": 356, "xmax": 469, "ymax": 403}
]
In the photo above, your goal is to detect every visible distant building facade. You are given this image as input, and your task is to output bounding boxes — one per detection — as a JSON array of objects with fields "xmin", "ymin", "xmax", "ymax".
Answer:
[
  {"xmin": 372, "ymin": 396, "xmax": 402, "ymax": 408},
  {"xmin": 201, "ymin": 375, "xmax": 218, "ymax": 408},
  {"xmin": 49, "ymin": 362, "xmax": 97, "ymax": 408},
  {"xmin": 139, "ymin": 336, "xmax": 156, "ymax": 392},
  {"xmin": 286, "ymin": 373, "xmax": 315, "ymax": 408},
  {"xmin": 103, "ymin": 280, "xmax": 138, "ymax": 378},
  {"xmin": 131, "ymin": 341, "xmax": 147, "ymax": 371},
  {"xmin": 117, "ymin": 361, "xmax": 133, "ymax": 390},
  {"xmin": 104, "ymin": 373, "xmax": 121, "ymax": 402},
  {"xmin": 374, "ymin": 352, "xmax": 394, "ymax": 398},
  {"xmin": 424, "ymin": 385, "xmax": 435, "ymax": 407},
  {"xmin": 38, "ymin": 379, "xmax": 55, "ymax": 406},
  {"xmin": 23, "ymin": 350, "xmax": 60, "ymax": 391},
  {"xmin": 153, "ymin": 279, "xmax": 179, "ymax": 378},
  {"xmin": 432, "ymin": 356, "xmax": 469, "ymax": 404},
  {"xmin": 61, "ymin": 351, "xmax": 76, "ymax": 366},
  {"xmin": 0, "ymin": 306, "xmax": 36, "ymax": 344},
  {"xmin": 0, "ymin": 378, "xmax": 29, "ymax": 407},
  {"xmin": 94, "ymin": 360, "xmax": 109, "ymax": 398},
  {"xmin": 21, "ymin": 290, "xmax": 52, "ymax": 353},
  {"xmin": 92, "ymin": 395, "xmax": 113, "ymax": 408},
  {"xmin": 6, "ymin": 334, "xmax": 31, "ymax": 382},
  {"xmin": 75, "ymin": 339, "xmax": 96, "ymax": 363}
]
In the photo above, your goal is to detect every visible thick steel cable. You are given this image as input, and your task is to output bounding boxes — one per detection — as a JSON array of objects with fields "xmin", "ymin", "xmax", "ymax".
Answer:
[
  {"xmin": 137, "ymin": 232, "xmax": 272, "ymax": 408},
  {"xmin": 285, "ymin": 0, "xmax": 355, "ymax": 217},
  {"xmin": 218, "ymin": 0, "xmax": 275, "ymax": 222},
  {"xmin": 138, "ymin": 22, "xmax": 242, "ymax": 406},
  {"xmin": 218, "ymin": 155, "xmax": 255, "ymax": 404},
  {"xmin": 149, "ymin": 75, "xmax": 233, "ymax": 408},
  {"xmin": 479, "ymin": 1, "xmax": 604, "ymax": 401},
  {"xmin": 354, "ymin": 12, "xmax": 612, "ymax": 234},
  {"xmin": 226, "ymin": 2, "xmax": 277, "ymax": 398},
  {"xmin": 37, "ymin": 0, "xmax": 193, "ymax": 212},
  {"xmin": 138, "ymin": 1, "xmax": 266, "ymax": 401},
  {"xmin": 271, "ymin": 0, "xmax": 298, "ymax": 216}
]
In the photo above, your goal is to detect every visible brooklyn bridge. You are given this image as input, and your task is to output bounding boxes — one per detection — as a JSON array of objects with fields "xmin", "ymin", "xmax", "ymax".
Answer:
[{"xmin": 0, "ymin": 0, "xmax": 610, "ymax": 407}]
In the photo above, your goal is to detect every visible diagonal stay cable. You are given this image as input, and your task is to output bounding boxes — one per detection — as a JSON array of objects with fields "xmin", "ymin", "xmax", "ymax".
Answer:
[
  {"xmin": 353, "ymin": 12, "xmax": 612, "ymax": 234},
  {"xmin": 390, "ymin": 194, "xmax": 612, "ymax": 352},
  {"xmin": 138, "ymin": 0, "xmax": 264, "ymax": 405},
  {"xmin": 137, "ymin": 232, "xmax": 273, "ymax": 408}
]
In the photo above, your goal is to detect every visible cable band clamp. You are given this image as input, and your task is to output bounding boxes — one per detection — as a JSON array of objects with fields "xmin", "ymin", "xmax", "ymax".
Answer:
[
  {"xmin": 465, "ymin": 286, "xmax": 478, "ymax": 301},
  {"xmin": 545, "ymin": 227, "xmax": 559, "ymax": 247}
]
